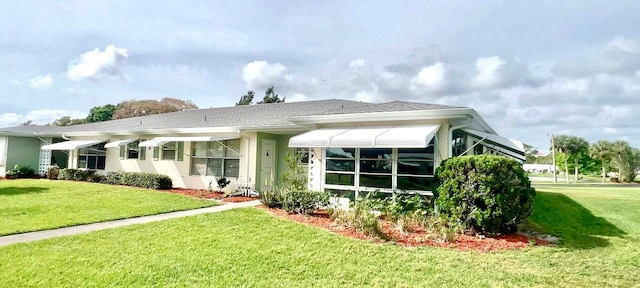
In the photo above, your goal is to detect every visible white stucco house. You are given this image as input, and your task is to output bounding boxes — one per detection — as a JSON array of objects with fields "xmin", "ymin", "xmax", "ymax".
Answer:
[{"xmin": 0, "ymin": 99, "xmax": 524, "ymax": 197}]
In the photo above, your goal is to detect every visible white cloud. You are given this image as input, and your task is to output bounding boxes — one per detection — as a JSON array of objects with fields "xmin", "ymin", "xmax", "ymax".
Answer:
[
  {"xmin": 354, "ymin": 91, "xmax": 377, "ymax": 102},
  {"xmin": 10, "ymin": 79, "xmax": 22, "ymax": 85},
  {"xmin": 553, "ymin": 36, "xmax": 640, "ymax": 78},
  {"xmin": 472, "ymin": 56, "xmax": 506, "ymax": 88},
  {"xmin": 349, "ymin": 58, "xmax": 365, "ymax": 68},
  {"xmin": 410, "ymin": 62, "xmax": 448, "ymax": 91},
  {"xmin": 28, "ymin": 74, "xmax": 53, "ymax": 90},
  {"xmin": 604, "ymin": 127, "xmax": 618, "ymax": 134},
  {"xmin": 241, "ymin": 60, "xmax": 290, "ymax": 90},
  {"xmin": 68, "ymin": 45, "xmax": 129, "ymax": 81},
  {"xmin": 0, "ymin": 109, "xmax": 86, "ymax": 127}
]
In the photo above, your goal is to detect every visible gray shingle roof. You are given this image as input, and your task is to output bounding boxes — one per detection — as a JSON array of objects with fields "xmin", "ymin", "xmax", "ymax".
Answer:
[
  {"xmin": 0, "ymin": 99, "xmax": 467, "ymax": 136},
  {"xmin": 303, "ymin": 101, "xmax": 462, "ymax": 116},
  {"xmin": 0, "ymin": 99, "xmax": 368, "ymax": 136}
]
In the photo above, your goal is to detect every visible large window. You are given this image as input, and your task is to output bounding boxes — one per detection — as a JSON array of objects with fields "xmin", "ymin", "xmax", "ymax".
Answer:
[
  {"xmin": 78, "ymin": 143, "xmax": 106, "ymax": 170},
  {"xmin": 451, "ymin": 130, "xmax": 467, "ymax": 156},
  {"xmin": 162, "ymin": 142, "xmax": 177, "ymax": 160},
  {"xmin": 190, "ymin": 139, "xmax": 240, "ymax": 178},
  {"xmin": 120, "ymin": 140, "xmax": 140, "ymax": 159},
  {"xmin": 324, "ymin": 139, "xmax": 436, "ymax": 195}
]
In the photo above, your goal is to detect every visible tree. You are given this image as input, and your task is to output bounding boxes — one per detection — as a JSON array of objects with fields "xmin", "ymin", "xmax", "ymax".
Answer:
[
  {"xmin": 86, "ymin": 104, "xmax": 118, "ymax": 123},
  {"xmin": 590, "ymin": 140, "xmax": 613, "ymax": 183},
  {"xmin": 20, "ymin": 120, "xmax": 35, "ymax": 126},
  {"xmin": 257, "ymin": 87, "xmax": 285, "ymax": 104},
  {"xmin": 51, "ymin": 116, "xmax": 86, "ymax": 126},
  {"xmin": 610, "ymin": 141, "xmax": 640, "ymax": 182},
  {"xmin": 112, "ymin": 98, "xmax": 198, "ymax": 120},
  {"xmin": 236, "ymin": 90, "xmax": 255, "ymax": 106},
  {"xmin": 524, "ymin": 143, "xmax": 539, "ymax": 164},
  {"xmin": 553, "ymin": 135, "xmax": 588, "ymax": 182},
  {"xmin": 611, "ymin": 141, "xmax": 630, "ymax": 182}
]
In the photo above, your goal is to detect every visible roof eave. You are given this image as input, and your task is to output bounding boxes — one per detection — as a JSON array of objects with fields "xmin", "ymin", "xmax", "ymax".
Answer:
[{"xmin": 286, "ymin": 108, "xmax": 475, "ymax": 125}]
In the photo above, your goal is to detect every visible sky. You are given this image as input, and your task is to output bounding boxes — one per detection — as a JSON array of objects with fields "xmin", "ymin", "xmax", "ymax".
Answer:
[{"xmin": 1, "ymin": 1, "xmax": 640, "ymax": 151}]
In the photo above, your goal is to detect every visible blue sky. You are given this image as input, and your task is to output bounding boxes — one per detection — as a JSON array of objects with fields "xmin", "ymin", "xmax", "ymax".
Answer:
[{"xmin": 2, "ymin": 1, "xmax": 640, "ymax": 151}]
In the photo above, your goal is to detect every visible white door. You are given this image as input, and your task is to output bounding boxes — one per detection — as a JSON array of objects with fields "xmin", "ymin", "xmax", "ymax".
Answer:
[{"xmin": 260, "ymin": 139, "xmax": 276, "ymax": 191}]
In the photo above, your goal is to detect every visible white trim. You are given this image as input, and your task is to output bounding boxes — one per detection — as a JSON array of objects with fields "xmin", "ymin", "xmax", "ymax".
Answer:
[
  {"xmin": 41, "ymin": 140, "xmax": 105, "ymax": 151},
  {"xmin": 104, "ymin": 139, "xmax": 138, "ymax": 148},
  {"xmin": 289, "ymin": 125, "xmax": 440, "ymax": 148},
  {"xmin": 139, "ymin": 135, "xmax": 240, "ymax": 147}
]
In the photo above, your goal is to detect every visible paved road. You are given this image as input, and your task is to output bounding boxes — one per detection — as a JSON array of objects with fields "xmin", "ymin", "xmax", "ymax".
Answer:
[{"xmin": 0, "ymin": 200, "xmax": 261, "ymax": 247}]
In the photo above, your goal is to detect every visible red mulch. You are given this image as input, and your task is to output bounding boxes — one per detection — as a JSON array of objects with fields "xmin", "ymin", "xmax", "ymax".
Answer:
[
  {"xmin": 259, "ymin": 205, "xmax": 549, "ymax": 252},
  {"xmin": 167, "ymin": 188, "xmax": 258, "ymax": 203}
]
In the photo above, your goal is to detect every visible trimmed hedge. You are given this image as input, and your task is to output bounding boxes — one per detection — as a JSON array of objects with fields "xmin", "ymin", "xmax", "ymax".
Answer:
[
  {"xmin": 58, "ymin": 169, "xmax": 96, "ymax": 181},
  {"xmin": 105, "ymin": 172, "xmax": 173, "ymax": 190},
  {"xmin": 434, "ymin": 155, "xmax": 536, "ymax": 234}
]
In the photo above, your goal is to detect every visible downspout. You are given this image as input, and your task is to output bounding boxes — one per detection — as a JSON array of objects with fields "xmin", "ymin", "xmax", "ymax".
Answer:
[{"xmin": 448, "ymin": 117, "xmax": 473, "ymax": 158}]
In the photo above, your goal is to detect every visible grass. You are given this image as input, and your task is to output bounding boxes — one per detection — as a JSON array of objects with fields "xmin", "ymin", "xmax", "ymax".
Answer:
[
  {"xmin": 0, "ymin": 179, "xmax": 216, "ymax": 236},
  {"xmin": 0, "ymin": 186, "xmax": 639, "ymax": 287}
]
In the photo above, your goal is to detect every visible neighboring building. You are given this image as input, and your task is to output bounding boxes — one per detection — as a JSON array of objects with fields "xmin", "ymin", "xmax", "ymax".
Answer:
[
  {"xmin": 0, "ymin": 99, "xmax": 524, "ymax": 197},
  {"xmin": 523, "ymin": 164, "xmax": 557, "ymax": 174}
]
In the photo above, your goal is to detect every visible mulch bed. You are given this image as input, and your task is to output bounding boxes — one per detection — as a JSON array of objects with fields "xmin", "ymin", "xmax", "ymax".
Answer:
[
  {"xmin": 167, "ymin": 188, "xmax": 258, "ymax": 203},
  {"xmin": 259, "ymin": 205, "xmax": 550, "ymax": 252}
]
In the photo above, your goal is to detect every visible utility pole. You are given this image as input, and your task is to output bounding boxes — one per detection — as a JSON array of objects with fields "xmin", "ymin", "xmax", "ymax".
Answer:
[{"xmin": 551, "ymin": 134, "xmax": 557, "ymax": 184}]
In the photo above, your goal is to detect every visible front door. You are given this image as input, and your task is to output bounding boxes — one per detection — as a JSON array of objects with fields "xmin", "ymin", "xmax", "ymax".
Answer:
[{"xmin": 260, "ymin": 139, "xmax": 276, "ymax": 191}]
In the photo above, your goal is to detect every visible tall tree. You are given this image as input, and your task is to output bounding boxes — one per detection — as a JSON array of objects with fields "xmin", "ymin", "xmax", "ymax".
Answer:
[
  {"xmin": 257, "ymin": 86, "xmax": 285, "ymax": 104},
  {"xmin": 590, "ymin": 140, "xmax": 613, "ymax": 183},
  {"xmin": 524, "ymin": 143, "xmax": 539, "ymax": 164},
  {"xmin": 567, "ymin": 136, "xmax": 589, "ymax": 182},
  {"xmin": 553, "ymin": 135, "xmax": 571, "ymax": 183},
  {"xmin": 86, "ymin": 104, "xmax": 118, "ymax": 123},
  {"xmin": 112, "ymin": 98, "xmax": 198, "ymax": 120},
  {"xmin": 51, "ymin": 116, "xmax": 86, "ymax": 126},
  {"xmin": 236, "ymin": 90, "xmax": 255, "ymax": 106},
  {"xmin": 611, "ymin": 140, "xmax": 630, "ymax": 182}
]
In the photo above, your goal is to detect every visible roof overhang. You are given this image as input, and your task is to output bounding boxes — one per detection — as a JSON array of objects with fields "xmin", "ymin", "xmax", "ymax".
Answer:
[
  {"xmin": 139, "ymin": 135, "xmax": 240, "ymax": 147},
  {"xmin": 104, "ymin": 139, "xmax": 138, "ymax": 148},
  {"xmin": 463, "ymin": 128, "xmax": 525, "ymax": 161},
  {"xmin": 289, "ymin": 125, "xmax": 440, "ymax": 148},
  {"xmin": 41, "ymin": 140, "xmax": 105, "ymax": 151}
]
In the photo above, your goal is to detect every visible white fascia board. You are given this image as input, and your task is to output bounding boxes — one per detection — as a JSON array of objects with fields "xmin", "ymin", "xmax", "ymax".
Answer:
[
  {"xmin": 62, "ymin": 127, "xmax": 242, "ymax": 137},
  {"xmin": 286, "ymin": 108, "xmax": 474, "ymax": 125}
]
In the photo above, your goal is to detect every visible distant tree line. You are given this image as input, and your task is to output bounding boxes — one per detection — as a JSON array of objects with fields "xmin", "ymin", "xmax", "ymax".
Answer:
[
  {"xmin": 527, "ymin": 135, "xmax": 640, "ymax": 183},
  {"xmin": 48, "ymin": 98, "xmax": 198, "ymax": 126}
]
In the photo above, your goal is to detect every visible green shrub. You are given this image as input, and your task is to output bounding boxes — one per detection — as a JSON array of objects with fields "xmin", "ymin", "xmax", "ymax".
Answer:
[
  {"xmin": 434, "ymin": 155, "xmax": 536, "ymax": 234},
  {"xmin": 46, "ymin": 165, "xmax": 60, "ymax": 180},
  {"xmin": 331, "ymin": 198, "xmax": 387, "ymax": 239},
  {"xmin": 6, "ymin": 165, "xmax": 36, "ymax": 179},
  {"xmin": 58, "ymin": 169, "xmax": 96, "ymax": 181},
  {"xmin": 104, "ymin": 171, "xmax": 172, "ymax": 190},
  {"xmin": 259, "ymin": 188, "xmax": 285, "ymax": 208},
  {"xmin": 281, "ymin": 190, "xmax": 329, "ymax": 215}
]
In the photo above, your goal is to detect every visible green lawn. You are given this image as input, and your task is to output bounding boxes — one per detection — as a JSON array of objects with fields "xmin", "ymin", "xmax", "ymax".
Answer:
[
  {"xmin": 0, "ymin": 186, "xmax": 639, "ymax": 287},
  {"xmin": 0, "ymin": 179, "xmax": 216, "ymax": 236}
]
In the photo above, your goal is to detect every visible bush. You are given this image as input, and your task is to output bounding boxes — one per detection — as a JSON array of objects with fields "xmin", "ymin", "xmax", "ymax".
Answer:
[
  {"xmin": 434, "ymin": 155, "xmax": 536, "ymax": 234},
  {"xmin": 6, "ymin": 165, "xmax": 36, "ymax": 179},
  {"xmin": 330, "ymin": 197, "xmax": 387, "ymax": 239},
  {"xmin": 281, "ymin": 190, "xmax": 329, "ymax": 215},
  {"xmin": 58, "ymin": 169, "xmax": 96, "ymax": 181},
  {"xmin": 46, "ymin": 165, "xmax": 60, "ymax": 180},
  {"xmin": 259, "ymin": 188, "xmax": 285, "ymax": 208},
  {"xmin": 104, "ymin": 171, "xmax": 172, "ymax": 190}
]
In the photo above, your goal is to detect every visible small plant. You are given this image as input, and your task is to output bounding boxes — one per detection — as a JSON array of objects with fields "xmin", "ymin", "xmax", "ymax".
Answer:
[
  {"xmin": 46, "ymin": 165, "xmax": 60, "ymax": 180},
  {"xmin": 104, "ymin": 171, "xmax": 173, "ymax": 190},
  {"xmin": 259, "ymin": 188, "xmax": 285, "ymax": 208},
  {"xmin": 6, "ymin": 165, "xmax": 36, "ymax": 179},
  {"xmin": 217, "ymin": 177, "xmax": 231, "ymax": 190},
  {"xmin": 281, "ymin": 190, "xmax": 329, "ymax": 215},
  {"xmin": 423, "ymin": 216, "xmax": 463, "ymax": 243}
]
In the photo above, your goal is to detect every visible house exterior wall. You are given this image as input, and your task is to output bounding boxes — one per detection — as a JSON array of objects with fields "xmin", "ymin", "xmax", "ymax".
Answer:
[
  {"xmin": 5, "ymin": 136, "xmax": 41, "ymax": 174},
  {"xmin": 0, "ymin": 136, "xmax": 7, "ymax": 176},
  {"xmin": 68, "ymin": 134, "xmax": 258, "ymax": 191}
]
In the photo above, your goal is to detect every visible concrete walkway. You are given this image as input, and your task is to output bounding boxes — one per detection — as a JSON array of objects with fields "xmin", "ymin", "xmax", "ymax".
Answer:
[{"xmin": 0, "ymin": 200, "xmax": 261, "ymax": 247}]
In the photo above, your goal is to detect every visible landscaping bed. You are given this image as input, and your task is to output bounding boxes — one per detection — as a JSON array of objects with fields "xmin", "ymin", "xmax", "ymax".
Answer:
[
  {"xmin": 168, "ymin": 188, "xmax": 258, "ymax": 203},
  {"xmin": 259, "ymin": 205, "xmax": 549, "ymax": 252}
]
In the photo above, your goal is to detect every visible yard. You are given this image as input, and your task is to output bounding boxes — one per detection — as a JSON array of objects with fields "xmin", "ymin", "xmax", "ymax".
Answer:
[
  {"xmin": 0, "ymin": 185, "xmax": 638, "ymax": 287},
  {"xmin": 0, "ymin": 179, "xmax": 216, "ymax": 236}
]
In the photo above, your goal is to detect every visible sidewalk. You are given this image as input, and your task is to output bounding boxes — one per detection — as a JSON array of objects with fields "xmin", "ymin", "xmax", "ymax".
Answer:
[{"xmin": 0, "ymin": 200, "xmax": 261, "ymax": 247}]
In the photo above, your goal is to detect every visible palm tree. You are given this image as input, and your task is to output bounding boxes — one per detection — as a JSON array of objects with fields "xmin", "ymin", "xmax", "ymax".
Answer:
[
  {"xmin": 553, "ymin": 135, "xmax": 571, "ymax": 183},
  {"xmin": 590, "ymin": 140, "xmax": 613, "ymax": 183},
  {"xmin": 567, "ymin": 137, "xmax": 589, "ymax": 182},
  {"xmin": 611, "ymin": 141, "xmax": 631, "ymax": 182}
]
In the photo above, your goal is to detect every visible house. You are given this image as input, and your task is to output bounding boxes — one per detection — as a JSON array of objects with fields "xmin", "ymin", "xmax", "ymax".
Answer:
[{"xmin": 0, "ymin": 99, "xmax": 524, "ymax": 197}]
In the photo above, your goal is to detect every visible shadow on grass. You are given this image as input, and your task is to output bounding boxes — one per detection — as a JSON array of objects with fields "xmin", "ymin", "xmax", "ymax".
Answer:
[
  {"xmin": 527, "ymin": 191, "xmax": 626, "ymax": 249},
  {"xmin": 0, "ymin": 186, "xmax": 49, "ymax": 196}
]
